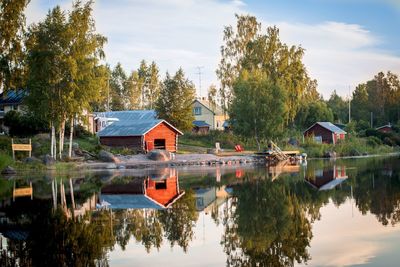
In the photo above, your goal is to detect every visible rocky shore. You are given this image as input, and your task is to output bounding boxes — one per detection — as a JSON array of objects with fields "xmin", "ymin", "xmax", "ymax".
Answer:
[{"xmin": 80, "ymin": 152, "xmax": 265, "ymax": 170}]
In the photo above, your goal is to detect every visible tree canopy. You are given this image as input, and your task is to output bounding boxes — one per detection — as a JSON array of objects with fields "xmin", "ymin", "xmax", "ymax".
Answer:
[{"xmin": 155, "ymin": 68, "xmax": 196, "ymax": 132}]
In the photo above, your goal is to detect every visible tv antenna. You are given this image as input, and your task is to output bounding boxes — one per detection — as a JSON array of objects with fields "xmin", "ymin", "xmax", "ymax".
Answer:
[{"xmin": 196, "ymin": 66, "xmax": 204, "ymax": 97}]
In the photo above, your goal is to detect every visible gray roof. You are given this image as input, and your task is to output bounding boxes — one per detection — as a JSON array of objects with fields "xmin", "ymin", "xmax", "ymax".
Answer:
[
  {"xmin": 96, "ymin": 110, "xmax": 183, "ymax": 137},
  {"xmin": 98, "ymin": 119, "xmax": 163, "ymax": 137},
  {"xmin": 94, "ymin": 110, "xmax": 157, "ymax": 121},
  {"xmin": 193, "ymin": 120, "xmax": 210, "ymax": 127},
  {"xmin": 305, "ymin": 122, "xmax": 347, "ymax": 134}
]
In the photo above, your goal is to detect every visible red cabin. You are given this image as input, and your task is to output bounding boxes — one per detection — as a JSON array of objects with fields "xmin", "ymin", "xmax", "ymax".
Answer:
[
  {"xmin": 97, "ymin": 110, "xmax": 183, "ymax": 153},
  {"xmin": 304, "ymin": 122, "xmax": 347, "ymax": 144}
]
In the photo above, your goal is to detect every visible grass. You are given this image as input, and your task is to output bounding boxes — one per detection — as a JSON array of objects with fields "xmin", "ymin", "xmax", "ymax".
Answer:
[
  {"xmin": 300, "ymin": 136, "xmax": 395, "ymax": 158},
  {"xmin": 180, "ymin": 131, "xmax": 258, "ymax": 151}
]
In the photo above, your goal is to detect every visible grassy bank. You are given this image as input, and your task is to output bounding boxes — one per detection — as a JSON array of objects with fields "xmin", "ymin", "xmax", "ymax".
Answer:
[
  {"xmin": 179, "ymin": 131, "xmax": 396, "ymax": 158},
  {"xmin": 298, "ymin": 136, "xmax": 395, "ymax": 158},
  {"xmin": 0, "ymin": 134, "xmax": 99, "ymax": 171}
]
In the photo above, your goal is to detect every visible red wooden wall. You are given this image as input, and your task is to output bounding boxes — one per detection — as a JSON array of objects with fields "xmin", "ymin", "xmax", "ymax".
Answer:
[
  {"xmin": 304, "ymin": 124, "xmax": 334, "ymax": 144},
  {"xmin": 144, "ymin": 122, "xmax": 178, "ymax": 152}
]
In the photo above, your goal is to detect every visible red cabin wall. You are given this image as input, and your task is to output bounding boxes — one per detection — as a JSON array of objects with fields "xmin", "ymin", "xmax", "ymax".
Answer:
[
  {"xmin": 304, "ymin": 124, "xmax": 334, "ymax": 144},
  {"xmin": 144, "ymin": 122, "xmax": 179, "ymax": 152}
]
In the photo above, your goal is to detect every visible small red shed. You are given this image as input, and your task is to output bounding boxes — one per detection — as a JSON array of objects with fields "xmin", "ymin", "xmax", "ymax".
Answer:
[
  {"xmin": 376, "ymin": 124, "xmax": 392, "ymax": 133},
  {"xmin": 97, "ymin": 110, "xmax": 183, "ymax": 153},
  {"xmin": 304, "ymin": 122, "xmax": 347, "ymax": 144}
]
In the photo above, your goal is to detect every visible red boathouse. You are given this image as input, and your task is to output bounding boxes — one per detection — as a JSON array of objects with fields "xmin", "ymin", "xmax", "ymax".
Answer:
[
  {"xmin": 97, "ymin": 110, "xmax": 183, "ymax": 152},
  {"xmin": 303, "ymin": 122, "xmax": 347, "ymax": 144}
]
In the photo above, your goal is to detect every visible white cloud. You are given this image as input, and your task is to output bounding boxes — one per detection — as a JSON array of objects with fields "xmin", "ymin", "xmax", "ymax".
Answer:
[
  {"xmin": 270, "ymin": 20, "xmax": 400, "ymax": 98},
  {"xmin": 25, "ymin": 0, "xmax": 400, "ymax": 98}
]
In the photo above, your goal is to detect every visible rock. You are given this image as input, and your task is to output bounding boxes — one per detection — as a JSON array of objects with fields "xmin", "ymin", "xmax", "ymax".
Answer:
[
  {"xmin": 324, "ymin": 151, "xmax": 337, "ymax": 158},
  {"xmin": 288, "ymin": 137, "xmax": 299, "ymax": 146},
  {"xmin": 23, "ymin": 157, "xmax": 41, "ymax": 164},
  {"xmin": 32, "ymin": 142, "xmax": 42, "ymax": 150},
  {"xmin": 1, "ymin": 166, "xmax": 16, "ymax": 175},
  {"xmin": 207, "ymin": 148, "xmax": 219, "ymax": 154},
  {"xmin": 349, "ymin": 149, "xmax": 361, "ymax": 157},
  {"xmin": 98, "ymin": 150, "xmax": 120, "ymax": 163},
  {"xmin": 104, "ymin": 163, "xmax": 117, "ymax": 169},
  {"xmin": 147, "ymin": 150, "xmax": 171, "ymax": 161},
  {"xmin": 42, "ymin": 154, "xmax": 56, "ymax": 165}
]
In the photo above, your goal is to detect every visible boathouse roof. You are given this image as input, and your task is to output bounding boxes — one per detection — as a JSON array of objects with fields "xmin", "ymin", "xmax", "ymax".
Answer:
[{"xmin": 304, "ymin": 122, "xmax": 347, "ymax": 134}]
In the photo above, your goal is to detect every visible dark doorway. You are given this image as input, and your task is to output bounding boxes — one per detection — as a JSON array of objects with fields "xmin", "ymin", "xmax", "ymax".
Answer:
[{"xmin": 154, "ymin": 139, "xmax": 166, "ymax": 149}]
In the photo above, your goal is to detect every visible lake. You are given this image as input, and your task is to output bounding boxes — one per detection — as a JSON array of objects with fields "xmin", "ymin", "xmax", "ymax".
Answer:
[{"xmin": 1, "ymin": 155, "xmax": 400, "ymax": 267}]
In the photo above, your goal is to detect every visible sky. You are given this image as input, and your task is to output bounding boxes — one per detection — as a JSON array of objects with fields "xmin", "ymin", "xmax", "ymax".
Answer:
[{"xmin": 26, "ymin": 0, "xmax": 400, "ymax": 99}]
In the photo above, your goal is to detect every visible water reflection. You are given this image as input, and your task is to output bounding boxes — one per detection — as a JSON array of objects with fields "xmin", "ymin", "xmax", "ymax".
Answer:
[
  {"xmin": 1, "ymin": 157, "xmax": 400, "ymax": 266},
  {"xmin": 100, "ymin": 168, "xmax": 184, "ymax": 209},
  {"xmin": 305, "ymin": 164, "xmax": 348, "ymax": 191}
]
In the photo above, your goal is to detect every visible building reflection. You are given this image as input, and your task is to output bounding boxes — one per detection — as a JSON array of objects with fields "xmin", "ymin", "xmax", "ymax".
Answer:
[
  {"xmin": 100, "ymin": 168, "xmax": 185, "ymax": 210},
  {"xmin": 305, "ymin": 165, "xmax": 348, "ymax": 191}
]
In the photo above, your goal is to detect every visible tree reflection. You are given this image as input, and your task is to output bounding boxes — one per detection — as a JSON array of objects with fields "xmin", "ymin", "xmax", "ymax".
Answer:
[
  {"xmin": 222, "ymin": 178, "xmax": 312, "ymax": 267},
  {"xmin": 109, "ymin": 189, "xmax": 198, "ymax": 253},
  {"xmin": 158, "ymin": 189, "xmax": 198, "ymax": 252},
  {"xmin": 0, "ymin": 201, "xmax": 113, "ymax": 267}
]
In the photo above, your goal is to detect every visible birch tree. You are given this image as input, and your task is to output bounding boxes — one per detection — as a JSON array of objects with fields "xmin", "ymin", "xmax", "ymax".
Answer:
[
  {"xmin": 0, "ymin": 0, "xmax": 29, "ymax": 90},
  {"xmin": 26, "ymin": 1, "xmax": 106, "ymax": 159},
  {"xmin": 217, "ymin": 15, "xmax": 311, "ymax": 124}
]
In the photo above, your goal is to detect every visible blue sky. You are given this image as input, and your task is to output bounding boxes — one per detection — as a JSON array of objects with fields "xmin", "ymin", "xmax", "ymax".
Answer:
[{"xmin": 26, "ymin": 0, "xmax": 400, "ymax": 98}]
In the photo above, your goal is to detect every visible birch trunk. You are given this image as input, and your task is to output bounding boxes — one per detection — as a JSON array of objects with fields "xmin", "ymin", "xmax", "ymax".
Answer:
[
  {"xmin": 50, "ymin": 122, "xmax": 54, "ymax": 157},
  {"xmin": 68, "ymin": 117, "xmax": 74, "ymax": 158},
  {"xmin": 53, "ymin": 127, "xmax": 57, "ymax": 160},
  {"xmin": 59, "ymin": 120, "xmax": 65, "ymax": 159}
]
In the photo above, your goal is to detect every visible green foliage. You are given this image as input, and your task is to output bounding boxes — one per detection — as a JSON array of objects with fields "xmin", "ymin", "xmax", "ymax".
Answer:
[
  {"xmin": 0, "ymin": 152, "xmax": 13, "ymax": 170},
  {"xmin": 0, "ymin": 0, "xmax": 29, "ymax": 90},
  {"xmin": 4, "ymin": 110, "xmax": 48, "ymax": 137},
  {"xmin": 326, "ymin": 90, "xmax": 348, "ymax": 123},
  {"xmin": 217, "ymin": 15, "xmax": 311, "ymax": 123},
  {"xmin": 155, "ymin": 68, "xmax": 195, "ymax": 132},
  {"xmin": 353, "ymin": 71, "xmax": 400, "ymax": 127},
  {"xmin": 301, "ymin": 136, "xmax": 394, "ymax": 158},
  {"xmin": 295, "ymin": 101, "xmax": 333, "ymax": 129},
  {"xmin": 230, "ymin": 70, "xmax": 285, "ymax": 149}
]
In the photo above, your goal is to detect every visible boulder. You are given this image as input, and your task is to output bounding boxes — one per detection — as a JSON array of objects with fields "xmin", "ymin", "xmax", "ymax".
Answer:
[
  {"xmin": 98, "ymin": 150, "xmax": 120, "ymax": 163},
  {"xmin": 1, "ymin": 166, "xmax": 16, "ymax": 175},
  {"xmin": 207, "ymin": 148, "xmax": 219, "ymax": 154},
  {"xmin": 349, "ymin": 149, "xmax": 361, "ymax": 157},
  {"xmin": 23, "ymin": 157, "xmax": 41, "ymax": 164},
  {"xmin": 324, "ymin": 151, "xmax": 337, "ymax": 158},
  {"xmin": 147, "ymin": 149, "xmax": 171, "ymax": 161},
  {"xmin": 42, "ymin": 154, "xmax": 56, "ymax": 165}
]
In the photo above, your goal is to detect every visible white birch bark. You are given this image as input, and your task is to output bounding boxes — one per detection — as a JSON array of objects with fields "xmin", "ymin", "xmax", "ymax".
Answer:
[{"xmin": 68, "ymin": 117, "xmax": 74, "ymax": 158}]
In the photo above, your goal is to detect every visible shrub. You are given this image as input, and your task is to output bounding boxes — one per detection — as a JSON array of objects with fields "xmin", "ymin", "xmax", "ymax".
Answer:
[
  {"xmin": 366, "ymin": 136, "xmax": 382, "ymax": 147},
  {"xmin": 4, "ymin": 111, "xmax": 48, "ymax": 137}
]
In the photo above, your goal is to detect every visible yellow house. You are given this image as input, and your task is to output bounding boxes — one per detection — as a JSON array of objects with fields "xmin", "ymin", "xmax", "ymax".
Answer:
[{"xmin": 192, "ymin": 98, "xmax": 228, "ymax": 130}]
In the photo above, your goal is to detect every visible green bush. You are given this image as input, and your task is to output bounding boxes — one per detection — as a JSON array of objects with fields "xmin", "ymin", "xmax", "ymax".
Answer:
[
  {"xmin": 0, "ymin": 152, "xmax": 13, "ymax": 170},
  {"xmin": 4, "ymin": 110, "xmax": 48, "ymax": 137},
  {"xmin": 366, "ymin": 136, "xmax": 382, "ymax": 147}
]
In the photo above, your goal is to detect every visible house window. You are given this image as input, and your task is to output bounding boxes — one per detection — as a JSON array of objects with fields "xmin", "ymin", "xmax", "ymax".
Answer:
[{"xmin": 193, "ymin": 107, "xmax": 201, "ymax": 115}]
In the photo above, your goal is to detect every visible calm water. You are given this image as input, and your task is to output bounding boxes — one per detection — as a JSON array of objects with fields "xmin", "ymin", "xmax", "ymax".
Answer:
[{"xmin": 1, "ymin": 156, "xmax": 400, "ymax": 267}]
